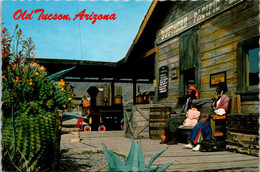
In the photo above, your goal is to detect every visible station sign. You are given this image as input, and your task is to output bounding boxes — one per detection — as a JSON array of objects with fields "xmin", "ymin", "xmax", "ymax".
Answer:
[{"xmin": 156, "ymin": 0, "xmax": 243, "ymax": 44}]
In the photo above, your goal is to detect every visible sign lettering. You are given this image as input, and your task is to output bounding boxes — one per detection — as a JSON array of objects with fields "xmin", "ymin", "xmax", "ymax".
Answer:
[
  {"xmin": 156, "ymin": 0, "xmax": 243, "ymax": 44},
  {"xmin": 210, "ymin": 71, "xmax": 226, "ymax": 86}
]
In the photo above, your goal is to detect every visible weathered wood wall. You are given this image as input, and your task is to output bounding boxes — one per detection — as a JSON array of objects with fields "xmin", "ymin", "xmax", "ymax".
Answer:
[{"xmin": 156, "ymin": 1, "xmax": 259, "ymax": 113}]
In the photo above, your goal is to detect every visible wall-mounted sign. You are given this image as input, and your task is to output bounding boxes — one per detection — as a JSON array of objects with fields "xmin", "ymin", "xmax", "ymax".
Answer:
[
  {"xmin": 210, "ymin": 71, "xmax": 226, "ymax": 86},
  {"xmin": 171, "ymin": 68, "xmax": 178, "ymax": 79},
  {"xmin": 158, "ymin": 66, "xmax": 168, "ymax": 97},
  {"xmin": 156, "ymin": 0, "xmax": 243, "ymax": 44}
]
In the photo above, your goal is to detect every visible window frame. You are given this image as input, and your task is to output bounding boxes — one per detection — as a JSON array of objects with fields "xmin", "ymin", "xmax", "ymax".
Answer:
[{"xmin": 237, "ymin": 36, "xmax": 259, "ymax": 94}]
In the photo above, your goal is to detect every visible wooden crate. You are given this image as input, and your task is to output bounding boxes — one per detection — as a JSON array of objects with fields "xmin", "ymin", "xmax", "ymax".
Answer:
[
  {"xmin": 226, "ymin": 113, "xmax": 259, "ymax": 134},
  {"xmin": 149, "ymin": 107, "xmax": 171, "ymax": 139},
  {"xmin": 226, "ymin": 131, "xmax": 259, "ymax": 156},
  {"xmin": 124, "ymin": 104, "xmax": 164, "ymax": 139}
]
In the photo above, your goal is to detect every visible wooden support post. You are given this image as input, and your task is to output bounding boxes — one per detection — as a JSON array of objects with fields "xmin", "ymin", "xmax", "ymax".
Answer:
[
  {"xmin": 133, "ymin": 78, "xmax": 136, "ymax": 105},
  {"xmin": 154, "ymin": 41, "xmax": 158, "ymax": 104},
  {"xmin": 111, "ymin": 81, "xmax": 115, "ymax": 105}
]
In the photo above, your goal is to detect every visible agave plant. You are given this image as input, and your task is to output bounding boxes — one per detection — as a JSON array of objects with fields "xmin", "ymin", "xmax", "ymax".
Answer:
[
  {"xmin": 103, "ymin": 137, "xmax": 173, "ymax": 172},
  {"xmin": 47, "ymin": 66, "xmax": 76, "ymax": 80}
]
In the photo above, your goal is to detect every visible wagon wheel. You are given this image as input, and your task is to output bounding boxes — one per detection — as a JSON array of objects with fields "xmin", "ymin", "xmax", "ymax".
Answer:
[
  {"xmin": 120, "ymin": 119, "xmax": 124, "ymax": 130},
  {"xmin": 84, "ymin": 126, "xmax": 91, "ymax": 132},
  {"xmin": 98, "ymin": 125, "xmax": 106, "ymax": 132}
]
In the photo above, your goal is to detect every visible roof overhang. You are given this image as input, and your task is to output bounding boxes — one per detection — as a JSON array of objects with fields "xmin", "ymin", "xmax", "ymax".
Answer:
[{"xmin": 34, "ymin": 58, "xmax": 154, "ymax": 83}]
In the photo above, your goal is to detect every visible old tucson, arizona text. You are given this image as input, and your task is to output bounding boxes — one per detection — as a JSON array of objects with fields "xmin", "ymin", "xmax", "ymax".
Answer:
[{"xmin": 13, "ymin": 9, "xmax": 117, "ymax": 24}]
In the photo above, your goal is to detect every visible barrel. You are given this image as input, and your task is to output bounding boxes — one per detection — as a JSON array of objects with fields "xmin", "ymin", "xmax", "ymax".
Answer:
[
  {"xmin": 136, "ymin": 94, "xmax": 144, "ymax": 104},
  {"xmin": 149, "ymin": 107, "xmax": 171, "ymax": 139},
  {"xmin": 114, "ymin": 95, "xmax": 122, "ymax": 105}
]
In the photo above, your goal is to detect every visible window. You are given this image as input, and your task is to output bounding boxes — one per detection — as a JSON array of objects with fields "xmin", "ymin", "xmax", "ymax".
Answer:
[
  {"xmin": 248, "ymin": 47, "xmax": 259, "ymax": 86},
  {"xmin": 237, "ymin": 36, "xmax": 259, "ymax": 93},
  {"xmin": 183, "ymin": 68, "xmax": 195, "ymax": 95}
]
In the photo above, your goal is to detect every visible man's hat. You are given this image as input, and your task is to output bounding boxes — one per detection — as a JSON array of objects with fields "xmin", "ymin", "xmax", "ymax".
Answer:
[{"xmin": 189, "ymin": 86, "xmax": 199, "ymax": 99}]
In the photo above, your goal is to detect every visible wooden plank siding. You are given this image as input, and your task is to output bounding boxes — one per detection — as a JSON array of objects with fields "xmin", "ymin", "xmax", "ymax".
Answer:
[
  {"xmin": 157, "ymin": 35, "xmax": 180, "ymax": 111},
  {"xmin": 155, "ymin": 1, "xmax": 259, "ymax": 113},
  {"xmin": 241, "ymin": 101, "xmax": 259, "ymax": 114},
  {"xmin": 199, "ymin": 1, "xmax": 259, "ymax": 114},
  {"xmin": 158, "ymin": 1, "xmax": 205, "ymax": 31},
  {"xmin": 200, "ymin": 1, "xmax": 259, "ymax": 31}
]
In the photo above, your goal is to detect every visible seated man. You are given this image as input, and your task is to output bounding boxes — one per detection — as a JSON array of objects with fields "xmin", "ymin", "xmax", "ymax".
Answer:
[
  {"xmin": 183, "ymin": 82, "xmax": 230, "ymax": 151},
  {"xmin": 161, "ymin": 86, "xmax": 212, "ymax": 145}
]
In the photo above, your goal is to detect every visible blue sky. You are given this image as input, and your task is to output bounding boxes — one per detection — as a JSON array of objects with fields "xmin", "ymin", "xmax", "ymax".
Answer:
[{"xmin": 2, "ymin": 0, "xmax": 152, "ymax": 62}]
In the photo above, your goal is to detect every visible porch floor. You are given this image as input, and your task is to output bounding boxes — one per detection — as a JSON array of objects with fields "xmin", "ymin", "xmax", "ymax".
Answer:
[{"xmin": 61, "ymin": 131, "xmax": 259, "ymax": 171}]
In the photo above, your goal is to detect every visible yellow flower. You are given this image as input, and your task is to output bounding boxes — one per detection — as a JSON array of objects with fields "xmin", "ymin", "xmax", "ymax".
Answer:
[
  {"xmin": 40, "ymin": 66, "xmax": 45, "ymax": 70},
  {"xmin": 63, "ymin": 105, "xmax": 66, "ymax": 108},
  {"xmin": 61, "ymin": 87, "xmax": 64, "ymax": 91},
  {"xmin": 30, "ymin": 78, "xmax": 33, "ymax": 82},
  {"xmin": 30, "ymin": 82, "xmax": 33, "ymax": 85},
  {"xmin": 60, "ymin": 79, "xmax": 64, "ymax": 82},
  {"xmin": 2, "ymin": 101, "xmax": 4, "ymax": 104},
  {"xmin": 13, "ymin": 64, "xmax": 17, "ymax": 68},
  {"xmin": 58, "ymin": 82, "xmax": 62, "ymax": 85},
  {"xmin": 26, "ymin": 65, "xmax": 29, "ymax": 68},
  {"xmin": 33, "ymin": 63, "xmax": 37, "ymax": 67},
  {"xmin": 68, "ymin": 97, "xmax": 72, "ymax": 101},
  {"xmin": 61, "ymin": 82, "xmax": 65, "ymax": 86},
  {"xmin": 35, "ymin": 72, "xmax": 39, "ymax": 76}
]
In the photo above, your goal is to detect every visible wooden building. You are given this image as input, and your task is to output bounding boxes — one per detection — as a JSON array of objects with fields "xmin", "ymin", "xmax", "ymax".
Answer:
[
  {"xmin": 125, "ymin": 0, "xmax": 259, "ymax": 114},
  {"xmin": 124, "ymin": 0, "xmax": 259, "ymax": 154}
]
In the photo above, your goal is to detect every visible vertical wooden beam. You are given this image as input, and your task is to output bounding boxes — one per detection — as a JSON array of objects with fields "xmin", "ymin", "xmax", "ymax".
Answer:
[
  {"xmin": 111, "ymin": 81, "xmax": 115, "ymax": 105},
  {"xmin": 154, "ymin": 40, "xmax": 158, "ymax": 104},
  {"xmin": 195, "ymin": 29, "xmax": 201, "ymax": 93},
  {"xmin": 133, "ymin": 78, "xmax": 136, "ymax": 105}
]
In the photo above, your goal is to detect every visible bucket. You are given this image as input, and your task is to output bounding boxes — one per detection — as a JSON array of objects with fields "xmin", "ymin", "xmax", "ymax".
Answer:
[{"xmin": 149, "ymin": 107, "xmax": 171, "ymax": 139}]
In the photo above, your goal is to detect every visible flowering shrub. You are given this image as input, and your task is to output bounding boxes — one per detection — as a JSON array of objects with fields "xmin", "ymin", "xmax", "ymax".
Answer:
[
  {"xmin": 2, "ymin": 25, "xmax": 74, "ymax": 171},
  {"xmin": 2, "ymin": 62, "xmax": 74, "ymax": 116},
  {"xmin": 2, "ymin": 25, "xmax": 74, "ymax": 117}
]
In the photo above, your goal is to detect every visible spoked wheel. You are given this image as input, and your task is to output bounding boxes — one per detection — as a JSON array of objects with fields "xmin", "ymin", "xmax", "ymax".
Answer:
[
  {"xmin": 120, "ymin": 119, "xmax": 124, "ymax": 130},
  {"xmin": 84, "ymin": 126, "xmax": 92, "ymax": 132},
  {"xmin": 98, "ymin": 125, "xmax": 106, "ymax": 132}
]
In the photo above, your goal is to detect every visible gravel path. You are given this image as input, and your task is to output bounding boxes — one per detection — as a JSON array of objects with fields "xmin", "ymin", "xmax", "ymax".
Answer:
[{"xmin": 58, "ymin": 149, "xmax": 125, "ymax": 171}]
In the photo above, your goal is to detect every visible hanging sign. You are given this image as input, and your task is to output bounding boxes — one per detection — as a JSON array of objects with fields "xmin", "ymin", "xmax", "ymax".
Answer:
[
  {"xmin": 158, "ymin": 66, "xmax": 168, "ymax": 97},
  {"xmin": 210, "ymin": 71, "xmax": 226, "ymax": 86},
  {"xmin": 156, "ymin": 0, "xmax": 243, "ymax": 44}
]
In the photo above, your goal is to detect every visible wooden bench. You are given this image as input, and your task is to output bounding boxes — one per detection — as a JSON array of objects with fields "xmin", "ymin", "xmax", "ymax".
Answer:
[
  {"xmin": 176, "ymin": 99, "xmax": 233, "ymax": 143},
  {"xmin": 175, "ymin": 95, "xmax": 242, "ymax": 143}
]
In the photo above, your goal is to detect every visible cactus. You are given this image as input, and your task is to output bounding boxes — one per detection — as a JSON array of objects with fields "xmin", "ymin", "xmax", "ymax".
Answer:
[
  {"xmin": 2, "ymin": 25, "xmax": 74, "ymax": 171},
  {"xmin": 103, "ymin": 137, "xmax": 173, "ymax": 172}
]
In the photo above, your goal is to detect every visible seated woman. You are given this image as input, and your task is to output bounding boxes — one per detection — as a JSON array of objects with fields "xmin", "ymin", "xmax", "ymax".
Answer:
[
  {"xmin": 183, "ymin": 82, "xmax": 230, "ymax": 151},
  {"xmin": 161, "ymin": 86, "xmax": 211, "ymax": 145}
]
